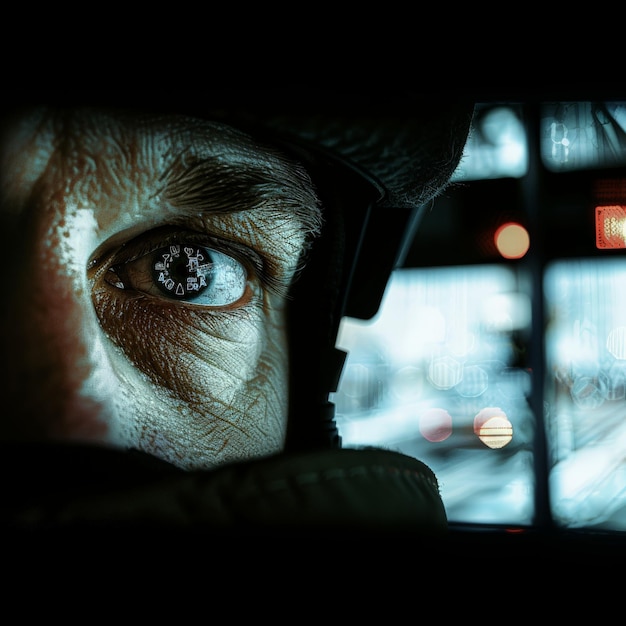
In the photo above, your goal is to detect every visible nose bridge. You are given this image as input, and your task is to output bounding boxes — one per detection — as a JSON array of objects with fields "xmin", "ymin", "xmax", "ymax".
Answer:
[{"xmin": 0, "ymin": 176, "xmax": 112, "ymax": 442}]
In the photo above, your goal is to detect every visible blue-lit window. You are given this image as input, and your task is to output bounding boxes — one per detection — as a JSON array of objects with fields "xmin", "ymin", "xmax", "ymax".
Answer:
[
  {"xmin": 544, "ymin": 259, "xmax": 626, "ymax": 531},
  {"xmin": 540, "ymin": 102, "xmax": 626, "ymax": 172},
  {"xmin": 451, "ymin": 105, "xmax": 528, "ymax": 181},
  {"xmin": 333, "ymin": 266, "xmax": 535, "ymax": 525},
  {"xmin": 332, "ymin": 101, "xmax": 626, "ymax": 533}
]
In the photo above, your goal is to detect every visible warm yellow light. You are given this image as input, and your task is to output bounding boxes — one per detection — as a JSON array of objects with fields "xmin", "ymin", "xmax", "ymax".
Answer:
[
  {"xmin": 494, "ymin": 222, "xmax": 530, "ymax": 259},
  {"xmin": 478, "ymin": 416, "xmax": 514, "ymax": 449},
  {"xmin": 473, "ymin": 407, "xmax": 514, "ymax": 449}
]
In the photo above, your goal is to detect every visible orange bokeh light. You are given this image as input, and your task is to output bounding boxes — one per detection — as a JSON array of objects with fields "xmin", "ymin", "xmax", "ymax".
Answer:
[{"xmin": 494, "ymin": 222, "xmax": 530, "ymax": 259}]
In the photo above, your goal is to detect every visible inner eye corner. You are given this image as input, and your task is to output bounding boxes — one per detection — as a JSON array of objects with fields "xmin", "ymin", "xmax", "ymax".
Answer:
[
  {"xmin": 87, "ymin": 234, "xmax": 124, "ymax": 275},
  {"xmin": 87, "ymin": 252, "xmax": 108, "ymax": 280}
]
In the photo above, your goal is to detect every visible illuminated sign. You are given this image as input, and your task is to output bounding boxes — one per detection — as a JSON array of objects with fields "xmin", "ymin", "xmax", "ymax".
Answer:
[{"xmin": 596, "ymin": 205, "xmax": 626, "ymax": 249}]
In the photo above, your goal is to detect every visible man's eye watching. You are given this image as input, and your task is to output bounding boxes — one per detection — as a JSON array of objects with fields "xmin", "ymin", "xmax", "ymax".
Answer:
[{"xmin": 105, "ymin": 243, "xmax": 247, "ymax": 307}]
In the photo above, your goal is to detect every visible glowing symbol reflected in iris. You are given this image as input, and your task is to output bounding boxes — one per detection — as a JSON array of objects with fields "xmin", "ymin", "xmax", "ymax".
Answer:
[{"xmin": 153, "ymin": 244, "xmax": 210, "ymax": 299}]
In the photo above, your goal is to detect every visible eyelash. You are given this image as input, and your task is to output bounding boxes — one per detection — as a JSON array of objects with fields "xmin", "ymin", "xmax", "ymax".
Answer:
[{"xmin": 117, "ymin": 229, "xmax": 251, "ymax": 266}]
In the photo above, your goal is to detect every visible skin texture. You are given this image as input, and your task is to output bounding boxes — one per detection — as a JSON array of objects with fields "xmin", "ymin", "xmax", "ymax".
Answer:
[{"xmin": 0, "ymin": 106, "xmax": 322, "ymax": 470}]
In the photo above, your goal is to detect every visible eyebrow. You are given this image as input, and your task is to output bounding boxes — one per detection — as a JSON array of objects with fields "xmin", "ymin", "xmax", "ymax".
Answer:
[{"xmin": 160, "ymin": 152, "xmax": 321, "ymax": 221}]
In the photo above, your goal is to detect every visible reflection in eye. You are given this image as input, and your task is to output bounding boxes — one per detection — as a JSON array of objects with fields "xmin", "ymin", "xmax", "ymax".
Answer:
[{"xmin": 107, "ymin": 243, "xmax": 247, "ymax": 306}]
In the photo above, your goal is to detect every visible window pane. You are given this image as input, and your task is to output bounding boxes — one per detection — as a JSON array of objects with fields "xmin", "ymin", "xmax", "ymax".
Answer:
[
  {"xmin": 333, "ymin": 265, "xmax": 536, "ymax": 526},
  {"xmin": 450, "ymin": 105, "xmax": 528, "ymax": 181},
  {"xmin": 540, "ymin": 102, "xmax": 626, "ymax": 172},
  {"xmin": 544, "ymin": 258, "xmax": 626, "ymax": 531}
]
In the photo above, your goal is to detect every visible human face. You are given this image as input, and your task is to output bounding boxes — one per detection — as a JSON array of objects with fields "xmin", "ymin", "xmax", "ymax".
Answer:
[{"xmin": 0, "ymin": 105, "xmax": 322, "ymax": 470}]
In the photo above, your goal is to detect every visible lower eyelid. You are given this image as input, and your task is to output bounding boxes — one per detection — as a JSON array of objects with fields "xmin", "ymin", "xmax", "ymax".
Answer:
[
  {"xmin": 96, "ymin": 279, "xmax": 257, "ymax": 315},
  {"xmin": 90, "ymin": 284, "xmax": 261, "ymax": 377}
]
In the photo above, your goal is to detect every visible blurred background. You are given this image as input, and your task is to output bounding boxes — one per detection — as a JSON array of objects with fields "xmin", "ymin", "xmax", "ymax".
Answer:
[{"xmin": 331, "ymin": 101, "xmax": 626, "ymax": 532}]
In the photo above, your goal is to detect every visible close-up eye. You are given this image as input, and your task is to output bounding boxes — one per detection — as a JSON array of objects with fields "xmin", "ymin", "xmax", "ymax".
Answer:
[{"xmin": 105, "ymin": 242, "xmax": 248, "ymax": 307}]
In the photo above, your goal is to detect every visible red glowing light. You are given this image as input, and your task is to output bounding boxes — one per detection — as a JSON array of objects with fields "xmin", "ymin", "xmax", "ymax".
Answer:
[{"xmin": 595, "ymin": 205, "xmax": 626, "ymax": 249}]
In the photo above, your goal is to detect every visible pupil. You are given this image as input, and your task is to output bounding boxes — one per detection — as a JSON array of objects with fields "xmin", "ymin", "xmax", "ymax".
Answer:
[
  {"xmin": 152, "ymin": 245, "xmax": 209, "ymax": 299},
  {"xmin": 170, "ymin": 258, "xmax": 188, "ymax": 281}
]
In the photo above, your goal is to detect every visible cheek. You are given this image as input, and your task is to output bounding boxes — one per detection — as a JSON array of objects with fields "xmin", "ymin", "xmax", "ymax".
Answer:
[
  {"xmin": 92, "ymin": 289, "xmax": 285, "ymax": 397},
  {"xmin": 91, "ymin": 288, "xmax": 291, "ymax": 469}
]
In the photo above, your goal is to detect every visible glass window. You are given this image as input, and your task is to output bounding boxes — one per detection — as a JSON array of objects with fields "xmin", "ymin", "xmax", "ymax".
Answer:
[
  {"xmin": 544, "ymin": 258, "xmax": 626, "ymax": 531},
  {"xmin": 451, "ymin": 105, "xmax": 528, "ymax": 181},
  {"xmin": 332, "ymin": 265, "xmax": 536, "ymax": 525},
  {"xmin": 333, "ymin": 100, "xmax": 626, "ymax": 534},
  {"xmin": 540, "ymin": 102, "xmax": 626, "ymax": 172}
]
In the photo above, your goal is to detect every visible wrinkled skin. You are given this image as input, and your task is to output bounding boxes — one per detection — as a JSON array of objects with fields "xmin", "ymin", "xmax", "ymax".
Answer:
[{"xmin": 0, "ymin": 106, "xmax": 322, "ymax": 470}]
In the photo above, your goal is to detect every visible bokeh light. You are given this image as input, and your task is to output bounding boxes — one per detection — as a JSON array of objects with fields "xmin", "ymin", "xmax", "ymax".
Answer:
[
  {"xmin": 474, "ymin": 407, "xmax": 514, "ymax": 449},
  {"xmin": 419, "ymin": 408, "xmax": 453, "ymax": 442},
  {"xmin": 494, "ymin": 222, "xmax": 530, "ymax": 259}
]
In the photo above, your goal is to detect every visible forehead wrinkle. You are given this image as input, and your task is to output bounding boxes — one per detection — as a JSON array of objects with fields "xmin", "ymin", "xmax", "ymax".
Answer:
[
  {"xmin": 26, "ymin": 108, "xmax": 165, "ymax": 226},
  {"xmin": 15, "ymin": 106, "xmax": 323, "ymax": 245}
]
